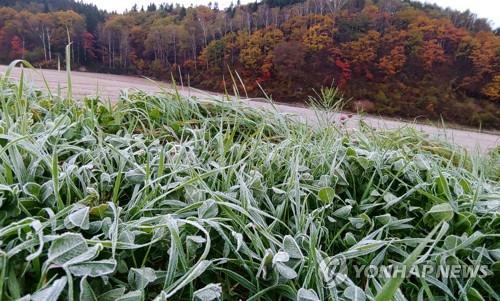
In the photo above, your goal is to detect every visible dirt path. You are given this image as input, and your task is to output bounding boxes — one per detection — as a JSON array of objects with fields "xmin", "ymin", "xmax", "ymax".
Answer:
[{"xmin": 1, "ymin": 65, "xmax": 498, "ymax": 153}]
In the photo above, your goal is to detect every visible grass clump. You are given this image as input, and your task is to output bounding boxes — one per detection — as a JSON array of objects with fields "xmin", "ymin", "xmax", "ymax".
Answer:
[{"xmin": 0, "ymin": 68, "xmax": 499, "ymax": 301}]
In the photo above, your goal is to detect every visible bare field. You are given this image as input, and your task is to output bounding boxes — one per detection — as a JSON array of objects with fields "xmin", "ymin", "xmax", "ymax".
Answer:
[{"xmin": 1, "ymin": 64, "xmax": 498, "ymax": 153}]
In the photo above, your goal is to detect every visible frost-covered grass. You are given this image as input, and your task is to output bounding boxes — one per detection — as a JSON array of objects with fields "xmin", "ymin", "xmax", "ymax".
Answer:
[{"xmin": 0, "ymin": 62, "xmax": 499, "ymax": 301}]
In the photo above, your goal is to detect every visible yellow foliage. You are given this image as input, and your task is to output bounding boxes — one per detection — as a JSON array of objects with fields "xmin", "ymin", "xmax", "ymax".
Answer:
[
  {"xmin": 342, "ymin": 30, "xmax": 380, "ymax": 66},
  {"xmin": 302, "ymin": 16, "xmax": 335, "ymax": 51},
  {"xmin": 482, "ymin": 75, "xmax": 500, "ymax": 101},
  {"xmin": 240, "ymin": 46, "xmax": 262, "ymax": 69},
  {"xmin": 239, "ymin": 28, "xmax": 283, "ymax": 69}
]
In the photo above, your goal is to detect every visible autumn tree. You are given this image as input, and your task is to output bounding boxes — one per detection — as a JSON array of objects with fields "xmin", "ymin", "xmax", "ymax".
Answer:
[
  {"xmin": 302, "ymin": 15, "xmax": 335, "ymax": 51},
  {"xmin": 9, "ymin": 35, "xmax": 24, "ymax": 59},
  {"xmin": 199, "ymin": 38, "xmax": 226, "ymax": 76},
  {"xmin": 341, "ymin": 30, "xmax": 380, "ymax": 78},
  {"xmin": 82, "ymin": 31, "xmax": 96, "ymax": 61},
  {"xmin": 460, "ymin": 32, "xmax": 500, "ymax": 92},
  {"xmin": 239, "ymin": 28, "xmax": 283, "ymax": 70},
  {"xmin": 418, "ymin": 39, "xmax": 446, "ymax": 71},
  {"xmin": 378, "ymin": 45, "xmax": 406, "ymax": 77},
  {"xmin": 102, "ymin": 15, "xmax": 133, "ymax": 68},
  {"xmin": 272, "ymin": 40, "xmax": 307, "ymax": 88},
  {"xmin": 481, "ymin": 75, "xmax": 500, "ymax": 101}
]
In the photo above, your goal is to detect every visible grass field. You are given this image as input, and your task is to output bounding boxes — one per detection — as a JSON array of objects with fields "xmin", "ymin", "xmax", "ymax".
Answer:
[
  {"xmin": 1, "ymin": 64, "xmax": 499, "ymax": 153},
  {"xmin": 0, "ymin": 61, "xmax": 499, "ymax": 300}
]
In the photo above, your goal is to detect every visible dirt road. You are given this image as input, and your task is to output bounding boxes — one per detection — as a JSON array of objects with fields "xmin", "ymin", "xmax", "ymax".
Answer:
[{"xmin": 1, "ymin": 64, "xmax": 498, "ymax": 153}]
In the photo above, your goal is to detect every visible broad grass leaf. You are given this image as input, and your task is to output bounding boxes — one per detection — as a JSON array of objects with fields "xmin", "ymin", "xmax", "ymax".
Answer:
[
  {"xmin": 68, "ymin": 259, "xmax": 117, "ymax": 277},
  {"xmin": 318, "ymin": 187, "xmax": 335, "ymax": 203},
  {"xmin": 67, "ymin": 206, "xmax": 90, "ymax": 230},
  {"xmin": 257, "ymin": 249, "xmax": 273, "ymax": 279},
  {"xmin": 118, "ymin": 230, "xmax": 136, "ymax": 244},
  {"xmin": 30, "ymin": 277, "xmax": 67, "ymax": 301},
  {"xmin": 459, "ymin": 178, "xmax": 472, "ymax": 194},
  {"xmin": 89, "ymin": 203, "xmax": 108, "ymax": 218},
  {"xmin": 342, "ymin": 239, "xmax": 385, "ymax": 259},
  {"xmin": 467, "ymin": 287, "xmax": 485, "ymax": 301},
  {"xmin": 233, "ymin": 232, "xmax": 244, "ymax": 252},
  {"xmin": 187, "ymin": 235, "xmax": 207, "ymax": 244},
  {"xmin": 346, "ymin": 147, "xmax": 357, "ymax": 157},
  {"xmin": 473, "ymin": 200, "xmax": 500, "ymax": 214},
  {"xmin": 272, "ymin": 251, "xmax": 290, "ymax": 265},
  {"xmin": 25, "ymin": 220, "xmax": 44, "ymax": 261},
  {"xmin": 6, "ymin": 264, "xmax": 22, "ymax": 299},
  {"xmin": 454, "ymin": 212, "xmax": 477, "ymax": 233},
  {"xmin": 275, "ymin": 262, "xmax": 298, "ymax": 280},
  {"xmin": 442, "ymin": 231, "xmax": 483, "ymax": 253},
  {"xmin": 193, "ymin": 283, "xmax": 222, "ymax": 301},
  {"xmin": 436, "ymin": 174, "xmax": 452, "ymax": 201},
  {"xmin": 383, "ymin": 192, "xmax": 400, "ymax": 208},
  {"xmin": 414, "ymin": 155, "xmax": 431, "ymax": 171},
  {"xmin": 490, "ymin": 249, "xmax": 500, "ymax": 261},
  {"xmin": 79, "ymin": 277, "xmax": 97, "ymax": 301},
  {"xmin": 272, "ymin": 187, "xmax": 286, "ymax": 195},
  {"xmin": 335, "ymin": 169, "xmax": 349, "ymax": 186},
  {"xmin": 128, "ymin": 267, "xmax": 157, "ymax": 289},
  {"xmin": 97, "ymin": 288, "xmax": 127, "ymax": 301},
  {"xmin": 444, "ymin": 235, "xmax": 463, "ymax": 251},
  {"xmin": 22, "ymin": 182, "xmax": 42, "ymax": 201},
  {"xmin": 187, "ymin": 235, "xmax": 207, "ymax": 254},
  {"xmin": 348, "ymin": 217, "xmax": 366, "ymax": 229},
  {"xmin": 48, "ymin": 233, "xmax": 89, "ymax": 266},
  {"xmin": 65, "ymin": 244, "xmax": 101, "ymax": 267},
  {"xmin": 344, "ymin": 286, "xmax": 366, "ymax": 301},
  {"xmin": 374, "ymin": 222, "xmax": 448, "ymax": 301},
  {"xmin": 344, "ymin": 232, "xmax": 357, "ymax": 246},
  {"xmin": 185, "ymin": 185, "xmax": 205, "ymax": 203},
  {"xmin": 297, "ymin": 288, "xmax": 320, "ymax": 301},
  {"xmin": 424, "ymin": 203, "xmax": 454, "ymax": 224},
  {"xmin": 374, "ymin": 214, "xmax": 393, "ymax": 225},
  {"xmin": 423, "ymin": 275, "xmax": 456, "ymax": 299},
  {"xmin": 283, "ymin": 235, "xmax": 303, "ymax": 260},
  {"xmin": 116, "ymin": 290, "xmax": 143, "ymax": 301},
  {"xmin": 198, "ymin": 199, "xmax": 218, "ymax": 218},
  {"xmin": 163, "ymin": 260, "xmax": 212, "ymax": 298},
  {"xmin": 333, "ymin": 205, "xmax": 352, "ymax": 219},
  {"xmin": 125, "ymin": 168, "xmax": 145, "ymax": 184}
]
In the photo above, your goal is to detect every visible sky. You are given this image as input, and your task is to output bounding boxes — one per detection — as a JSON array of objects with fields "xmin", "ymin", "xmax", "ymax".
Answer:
[{"xmin": 83, "ymin": 0, "xmax": 499, "ymax": 27}]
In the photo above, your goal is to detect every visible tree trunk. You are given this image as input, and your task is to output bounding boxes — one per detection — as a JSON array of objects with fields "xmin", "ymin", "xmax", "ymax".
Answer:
[
  {"xmin": 40, "ymin": 28, "xmax": 47, "ymax": 62},
  {"xmin": 173, "ymin": 33, "xmax": 177, "ymax": 65},
  {"xmin": 46, "ymin": 28, "xmax": 52, "ymax": 61},
  {"xmin": 108, "ymin": 33, "xmax": 112, "ymax": 68}
]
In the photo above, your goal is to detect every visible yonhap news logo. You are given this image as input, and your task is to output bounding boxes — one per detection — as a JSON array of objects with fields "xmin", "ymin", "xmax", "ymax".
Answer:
[{"xmin": 319, "ymin": 255, "xmax": 491, "ymax": 288}]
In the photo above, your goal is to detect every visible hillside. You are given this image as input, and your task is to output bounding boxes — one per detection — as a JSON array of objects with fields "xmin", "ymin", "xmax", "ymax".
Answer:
[{"xmin": 0, "ymin": 0, "xmax": 499, "ymax": 128}]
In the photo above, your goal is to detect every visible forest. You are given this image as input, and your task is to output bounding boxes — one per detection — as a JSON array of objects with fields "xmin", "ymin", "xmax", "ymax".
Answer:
[{"xmin": 0, "ymin": 0, "xmax": 499, "ymax": 128}]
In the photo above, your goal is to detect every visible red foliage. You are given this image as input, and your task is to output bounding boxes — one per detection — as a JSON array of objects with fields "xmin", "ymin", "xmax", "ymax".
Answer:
[
  {"xmin": 82, "ymin": 31, "xmax": 96, "ymax": 59},
  {"xmin": 0, "ymin": 1, "xmax": 497, "ymax": 127},
  {"xmin": 335, "ymin": 58, "xmax": 351, "ymax": 88},
  {"xmin": 9, "ymin": 36, "xmax": 24, "ymax": 59}
]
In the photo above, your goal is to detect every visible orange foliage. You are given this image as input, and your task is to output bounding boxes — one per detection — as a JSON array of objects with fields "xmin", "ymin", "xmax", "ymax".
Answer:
[
  {"xmin": 419, "ymin": 39, "xmax": 446, "ymax": 71},
  {"xmin": 482, "ymin": 75, "xmax": 500, "ymax": 101},
  {"xmin": 342, "ymin": 30, "xmax": 380, "ymax": 77},
  {"xmin": 378, "ymin": 46, "xmax": 406, "ymax": 77}
]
